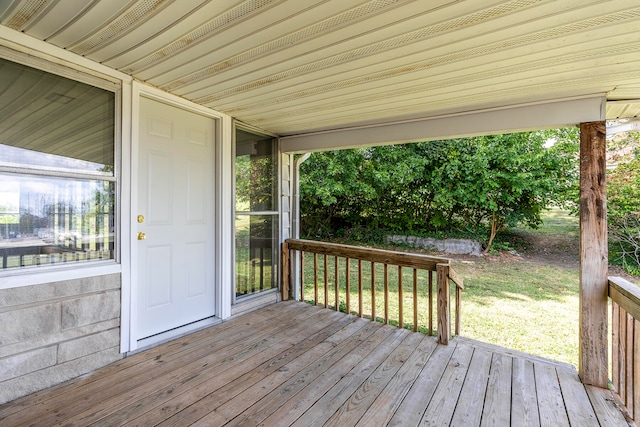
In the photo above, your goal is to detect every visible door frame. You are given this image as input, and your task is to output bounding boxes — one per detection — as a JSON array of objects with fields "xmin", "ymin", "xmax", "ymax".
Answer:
[{"xmin": 122, "ymin": 82, "xmax": 234, "ymax": 353}]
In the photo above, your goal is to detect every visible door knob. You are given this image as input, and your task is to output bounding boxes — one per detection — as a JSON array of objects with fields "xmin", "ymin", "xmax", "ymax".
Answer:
[{"xmin": 137, "ymin": 232, "xmax": 147, "ymax": 240}]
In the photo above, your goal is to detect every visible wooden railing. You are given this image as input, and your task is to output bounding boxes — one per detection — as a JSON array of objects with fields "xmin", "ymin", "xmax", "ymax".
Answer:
[
  {"xmin": 609, "ymin": 275, "xmax": 640, "ymax": 423},
  {"xmin": 281, "ymin": 239, "xmax": 463, "ymax": 345}
]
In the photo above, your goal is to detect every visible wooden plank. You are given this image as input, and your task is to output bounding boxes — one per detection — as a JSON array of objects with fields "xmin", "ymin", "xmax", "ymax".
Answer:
[
  {"xmin": 449, "ymin": 347, "xmax": 492, "ymax": 427},
  {"xmin": 54, "ymin": 306, "xmax": 340, "ymax": 427},
  {"xmin": 417, "ymin": 342, "xmax": 475, "ymax": 426},
  {"xmin": 556, "ymin": 366, "xmax": 599, "ymax": 427},
  {"xmin": 286, "ymin": 238, "xmax": 451, "ymax": 270},
  {"xmin": 354, "ymin": 336, "xmax": 438, "ymax": 427},
  {"xmin": 437, "ymin": 263, "xmax": 450, "ymax": 345},
  {"xmin": 315, "ymin": 331, "xmax": 423, "ymax": 427},
  {"xmin": 584, "ymin": 385, "xmax": 630, "ymax": 426},
  {"xmin": 511, "ymin": 358, "xmax": 541, "ymax": 427},
  {"xmin": 155, "ymin": 312, "xmax": 358, "ymax": 427},
  {"xmin": 535, "ymin": 363, "xmax": 570, "ymax": 427},
  {"xmin": 258, "ymin": 325, "xmax": 402, "ymax": 427},
  {"xmin": 578, "ymin": 120, "xmax": 608, "ymax": 388},
  {"xmin": 481, "ymin": 352, "xmax": 512, "ymax": 426},
  {"xmin": 387, "ymin": 342, "xmax": 458, "ymax": 427},
  {"xmin": 223, "ymin": 316, "xmax": 374, "ymax": 427}
]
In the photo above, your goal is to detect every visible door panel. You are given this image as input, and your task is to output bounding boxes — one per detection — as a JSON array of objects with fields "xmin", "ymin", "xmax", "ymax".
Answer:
[{"xmin": 137, "ymin": 97, "xmax": 216, "ymax": 340}]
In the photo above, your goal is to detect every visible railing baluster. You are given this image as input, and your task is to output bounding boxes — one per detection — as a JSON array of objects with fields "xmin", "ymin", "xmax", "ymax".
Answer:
[
  {"xmin": 634, "ymin": 318, "xmax": 640, "ymax": 420},
  {"xmin": 281, "ymin": 241, "xmax": 289, "ymax": 301},
  {"xmin": 358, "ymin": 259, "xmax": 363, "ymax": 318},
  {"xmin": 314, "ymin": 253, "xmax": 318, "ymax": 306},
  {"xmin": 620, "ymin": 307, "xmax": 628, "ymax": 403},
  {"xmin": 398, "ymin": 265, "xmax": 403, "ymax": 329},
  {"xmin": 613, "ymin": 301, "xmax": 620, "ymax": 393},
  {"xmin": 300, "ymin": 251, "xmax": 305, "ymax": 302},
  {"xmin": 428, "ymin": 270, "xmax": 433, "ymax": 335},
  {"xmin": 335, "ymin": 256, "xmax": 339, "ymax": 311},
  {"xmin": 384, "ymin": 263, "xmax": 389, "ymax": 325},
  {"xmin": 413, "ymin": 268, "xmax": 418, "ymax": 332},
  {"xmin": 324, "ymin": 254, "xmax": 328, "ymax": 309},
  {"xmin": 455, "ymin": 283, "xmax": 461, "ymax": 336},
  {"xmin": 626, "ymin": 312, "xmax": 634, "ymax": 414},
  {"xmin": 371, "ymin": 261, "xmax": 376, "ymax": 322},
  {"xmin": 346, "ymin": 258, "xmax": 351, "ymax": 315}
]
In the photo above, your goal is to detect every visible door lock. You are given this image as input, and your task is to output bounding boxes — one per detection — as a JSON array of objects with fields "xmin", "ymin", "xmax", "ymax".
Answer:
[{"xmin": 137, "ymin": 232, "xmax": 147, "ymax": 240}]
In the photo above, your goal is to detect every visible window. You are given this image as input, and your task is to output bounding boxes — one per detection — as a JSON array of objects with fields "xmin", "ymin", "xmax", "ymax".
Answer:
[
  {"xmin": 0, "ymin": 57, "xmax": 116, "ymax": 271},
  {"xmin": 235, "ymin": 127, "xmax": 278, "ymax": 298}
]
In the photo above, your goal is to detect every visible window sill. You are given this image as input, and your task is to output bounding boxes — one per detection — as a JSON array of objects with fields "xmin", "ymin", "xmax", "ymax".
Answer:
[{"xmin": 0, "ymin": 262, "xmax": 121, "ymax": 290}]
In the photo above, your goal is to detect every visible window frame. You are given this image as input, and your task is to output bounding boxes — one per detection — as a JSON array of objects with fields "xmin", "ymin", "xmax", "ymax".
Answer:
[
  {"xmin": 0, "ymin": 46, "xmax": 122, "ymax": 283},
  {"xmin": 232, "ymin": 122, "xmax": 280, "ymax": 303}
]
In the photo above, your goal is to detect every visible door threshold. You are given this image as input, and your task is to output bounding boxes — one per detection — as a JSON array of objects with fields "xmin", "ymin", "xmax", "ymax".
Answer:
[{"xmin": 130, "ymin": 316, "xmax": 222, "ymax": 355}]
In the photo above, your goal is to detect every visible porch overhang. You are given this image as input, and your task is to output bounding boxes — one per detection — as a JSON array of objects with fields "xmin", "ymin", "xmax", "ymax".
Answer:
[{"xmin": 0, "ymin": 0, "xmax": 639, "ymax": 143}]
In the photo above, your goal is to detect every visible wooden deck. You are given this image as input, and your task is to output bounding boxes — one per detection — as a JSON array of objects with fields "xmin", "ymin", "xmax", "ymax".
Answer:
[{"xmin": 0, "ymin": 301, "xmax": 631, "ymax": 426}]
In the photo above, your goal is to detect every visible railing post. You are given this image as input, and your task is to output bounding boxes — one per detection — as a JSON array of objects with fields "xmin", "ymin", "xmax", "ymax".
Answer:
[
  {"xmin": 281, "ymin": 241, "xmax": 289, "ymax": 301},
  {"xmin": 437, "ymin": 263, "xmax": 450, "ymax": 345}
]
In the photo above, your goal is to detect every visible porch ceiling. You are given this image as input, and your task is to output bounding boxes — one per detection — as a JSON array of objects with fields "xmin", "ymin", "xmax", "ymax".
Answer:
[{"xmin": 1, "ymin": 0, "xmax": 640, "ymax": 137}]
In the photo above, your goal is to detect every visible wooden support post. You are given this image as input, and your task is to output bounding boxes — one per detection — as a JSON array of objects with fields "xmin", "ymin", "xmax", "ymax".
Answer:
[
  {"xmin": 281, "ymin": 241, "xmax": 289, "ymax": 301},
  {"xmin": 437, "ymin": 263, "xmax": 450, "ymax": 345},
  {"xmin": 579, "ymin": 121, "xmax": 608, "ymax": 388}
]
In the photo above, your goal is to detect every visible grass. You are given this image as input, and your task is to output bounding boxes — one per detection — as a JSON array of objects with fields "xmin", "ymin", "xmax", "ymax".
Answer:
[{"xmin": 453, "ymin": 259, "xmax": 579, "ymax": 366}]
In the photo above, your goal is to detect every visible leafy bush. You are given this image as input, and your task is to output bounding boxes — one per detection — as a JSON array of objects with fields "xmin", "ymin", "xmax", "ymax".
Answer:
[
  {"xmin": 608, "ymin": 157, "xmax": 640, "ymax": 274},
  {"xmin": 300, "ymin": 130, "xmax": 578, "ymax": 251}
]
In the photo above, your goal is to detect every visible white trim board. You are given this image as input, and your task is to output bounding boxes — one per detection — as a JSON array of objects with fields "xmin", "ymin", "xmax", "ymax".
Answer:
[{"xmin": 280, "ymin": 96, "xmax": 606, "ymax": 153}]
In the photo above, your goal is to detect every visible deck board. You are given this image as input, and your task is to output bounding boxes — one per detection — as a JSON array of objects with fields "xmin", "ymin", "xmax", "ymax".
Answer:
[{"xmin": 0, "ymin": 301, "xmax": 630, "ymax": 427}]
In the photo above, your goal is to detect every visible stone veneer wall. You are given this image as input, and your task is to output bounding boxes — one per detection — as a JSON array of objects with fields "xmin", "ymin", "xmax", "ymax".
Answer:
[{"xmin": 0, "ymin": 273, "xmax": 122, "ymax": 404}]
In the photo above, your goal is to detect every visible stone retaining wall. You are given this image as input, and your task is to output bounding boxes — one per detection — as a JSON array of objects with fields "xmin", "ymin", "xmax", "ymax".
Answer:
[
  {"xmin": 386, "ymin": 235, "xmax": 483, "ymax": 255},
  {"xmin": 0, "ymin": 273, "xmax": 122, "ymax": 404}
]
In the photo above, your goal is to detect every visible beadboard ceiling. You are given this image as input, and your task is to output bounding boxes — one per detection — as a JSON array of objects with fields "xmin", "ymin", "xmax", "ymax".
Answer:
[{"xmin": 1, "ymin": 0, "xmax": 640, "ymax": 137}]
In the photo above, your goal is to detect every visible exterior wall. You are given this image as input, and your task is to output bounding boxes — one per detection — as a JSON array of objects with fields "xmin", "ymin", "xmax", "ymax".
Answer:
[{"xmin": 0, "ymin": 274, "xmax": 122, "ymax": 404}]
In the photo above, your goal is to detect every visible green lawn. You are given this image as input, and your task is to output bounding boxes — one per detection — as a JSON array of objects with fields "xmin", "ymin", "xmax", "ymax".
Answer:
[{"xmin": 453, "ymin": 259, "xmax": 579, "ymax": 366}]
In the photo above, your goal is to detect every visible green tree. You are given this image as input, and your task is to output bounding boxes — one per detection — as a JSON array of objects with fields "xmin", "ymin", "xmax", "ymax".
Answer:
[{"xmin": 300, "ymin": 130, "xmax": 578, "ymax": 251}]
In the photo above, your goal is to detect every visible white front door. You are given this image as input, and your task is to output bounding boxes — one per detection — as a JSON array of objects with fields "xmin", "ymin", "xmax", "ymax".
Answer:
[{"xmin": 136, "ymin": 96, "xmax": 216, "ymax": 340}]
